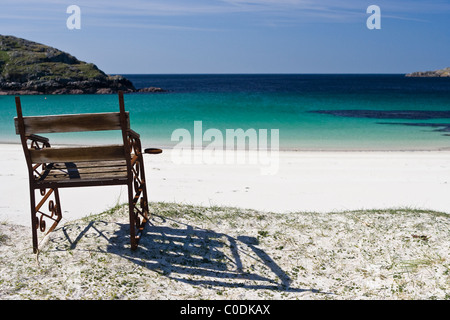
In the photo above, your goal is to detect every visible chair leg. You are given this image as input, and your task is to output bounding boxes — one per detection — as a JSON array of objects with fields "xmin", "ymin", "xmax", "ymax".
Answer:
[
  {"xmin": 29, "ymin": 187, "xmax": 63, "ymax": 253},
  {"xmin": 128, "ymin": 182, "xmax": 138, "ymax": 250},
  {"xmin": 29, "ymin": 188, "xmax": 38, "ymax": 254},
  {"xmin": 139, "ymin": 159, "xmax": 150, "ymax": 222},
  {"xmin": 128, "ymin": 155, "xmax": 150, "ymax": 250}
]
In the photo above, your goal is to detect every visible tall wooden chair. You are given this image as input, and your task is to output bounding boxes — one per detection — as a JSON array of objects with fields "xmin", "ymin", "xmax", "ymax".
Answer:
[{"xmin": 14, "ymin": 91, "xmax": 162, "ymax": 253}]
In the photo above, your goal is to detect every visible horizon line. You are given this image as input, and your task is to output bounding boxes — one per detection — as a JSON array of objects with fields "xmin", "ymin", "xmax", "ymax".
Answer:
[{"xmin": 113, "ymin": 72, "xmax": 411, "ymax": 75}]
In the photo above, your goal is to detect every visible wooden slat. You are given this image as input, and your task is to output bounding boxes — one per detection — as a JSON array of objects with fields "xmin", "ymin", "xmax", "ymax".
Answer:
[
  {"xmin": 45, "ymin": 165, "xmax": 127, "ymax": 176},
  {"xmin": 14, "ymin": 112, "xmax": 129, "ymax": 135},
  {"xmin": 51, "ymin": 160, "xmax": 127, "ymax": 170},
  {"xmin": 29, "ymin": 145, "xmax": 126, "ymax": 163},
  {"xmin": 42, "ymin": 171, "xmax": 128, "ymax": 182},
  {"xmin": 33, "ymin": 160, "xmax": 130, "ymax": 187},
  {"xmin": 35, "ymin": 176, "xmax": 129, "ymax": 188}
]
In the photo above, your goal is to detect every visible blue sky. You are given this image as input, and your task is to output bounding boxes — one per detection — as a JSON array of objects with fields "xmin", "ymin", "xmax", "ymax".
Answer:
[{"xmin": 1, "ymin": 0, "xmax": 449, "ymax": 74}]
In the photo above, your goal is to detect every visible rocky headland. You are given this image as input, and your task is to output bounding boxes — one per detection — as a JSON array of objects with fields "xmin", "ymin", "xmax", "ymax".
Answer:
[
  {"xmin": 0, "ymin": 35, "xmax": 165, "ymax": 95},
  {"xmin": 405, "ymin": 67, "xmax": 450, "ymax": 78}
]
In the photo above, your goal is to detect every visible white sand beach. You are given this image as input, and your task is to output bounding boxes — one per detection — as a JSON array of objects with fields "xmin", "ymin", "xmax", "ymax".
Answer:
[
  {"xmin": 1, "ymin": 143, "xmax": 449, "ymax": 300},
  {"xmin": 1, "ymin": 143, "xmax": 449, "ymax": 227}
]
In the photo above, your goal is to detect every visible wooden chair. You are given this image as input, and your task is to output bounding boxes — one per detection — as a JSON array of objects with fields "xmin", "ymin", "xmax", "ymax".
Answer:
[{"xmin": 14, "ymin": 91, "xmax": 162, "ymax": 253}]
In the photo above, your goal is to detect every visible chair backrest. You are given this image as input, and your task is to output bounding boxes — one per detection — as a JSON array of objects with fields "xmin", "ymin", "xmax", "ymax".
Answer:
[
  {"xmin": 14, "ymin": 91, "xmax": 131, "ymax": 166},
  {"xmin": 14, "ymin": 112, "xmax": 129, "ymax": 135}
]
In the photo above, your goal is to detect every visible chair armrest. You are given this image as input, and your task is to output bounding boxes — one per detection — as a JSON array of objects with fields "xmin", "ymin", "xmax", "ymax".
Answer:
[
  {"xmin": 28, "ymin": 134, "xmax": 49, "ymax": 143},
  {"xmin": 127, "ymin": 129, "xmax": 140, "ymax": 139},
  {"xmin": 144, "ymin": 148, "xmax": 163, "ymax": 154},
  {"xmin": 27, "ymin": 134, "xmax": 51, "ymax": 148},
  {"xmin": 127, "ymin": 129, "xmax": 162, "ymax": 154}
]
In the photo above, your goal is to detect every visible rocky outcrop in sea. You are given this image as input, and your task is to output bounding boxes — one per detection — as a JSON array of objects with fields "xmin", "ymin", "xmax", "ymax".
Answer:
[
  {"xmin": 0, "ymin": 35, "xmax": 165, "ymax": 95},
  {"xmin": 405, "ymin": 67, "xmax": 450, "ymax": 77}
]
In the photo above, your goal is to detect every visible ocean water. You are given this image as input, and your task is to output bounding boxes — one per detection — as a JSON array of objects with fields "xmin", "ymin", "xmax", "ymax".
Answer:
[{"xmin": 1, "ymin": 74, "xmax": 450, "ymax": 150}]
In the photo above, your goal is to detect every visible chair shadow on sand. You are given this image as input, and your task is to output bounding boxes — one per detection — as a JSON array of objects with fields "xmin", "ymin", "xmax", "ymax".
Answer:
[{"xmin": 54, "ymin": 215, "xmax": 328, "ymax": 295}]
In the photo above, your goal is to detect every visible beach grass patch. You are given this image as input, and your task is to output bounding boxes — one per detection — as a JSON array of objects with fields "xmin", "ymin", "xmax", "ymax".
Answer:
[{"xmin": 0, "ymin": 203, "xmax": 448, "ymax": 300}]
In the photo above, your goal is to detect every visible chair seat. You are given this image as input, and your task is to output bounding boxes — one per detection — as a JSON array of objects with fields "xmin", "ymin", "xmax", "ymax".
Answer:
[{"xmin": 34, "ymin": 160, "xmax": 129, "ymax": 188}]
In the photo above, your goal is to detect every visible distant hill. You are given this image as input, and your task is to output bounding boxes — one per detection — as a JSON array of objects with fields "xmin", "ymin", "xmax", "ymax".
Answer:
[
  {"xmin": 405, "ymin": 67, "xmax": 450, "ymax": 78},
  {"xmin": 0, "ymin": 35, "xmax": 163, "ymax": 95}
]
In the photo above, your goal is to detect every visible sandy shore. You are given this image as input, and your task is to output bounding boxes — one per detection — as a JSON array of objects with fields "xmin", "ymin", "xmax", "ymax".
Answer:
[
  {"xmin": 1, "ymin": 203, "xmax": 448, "ymax": 300},
  {"xmin": 1, "ymin": 143, "xmax": 449, "ymax": 227},
  {"xmin": 1, "ymin": 143, "xmax": 449, "ymax": 300}
]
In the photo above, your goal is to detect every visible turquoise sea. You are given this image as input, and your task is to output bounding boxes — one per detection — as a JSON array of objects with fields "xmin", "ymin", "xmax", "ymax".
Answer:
[{"xmin": 1, "ymin": 74, "xmax": 450, "ymax": 150}]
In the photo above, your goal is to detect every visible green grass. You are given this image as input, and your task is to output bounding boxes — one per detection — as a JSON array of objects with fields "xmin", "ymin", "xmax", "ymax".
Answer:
[
  {"xmin": 0, "ymin": 35, "xmax": 106, "ymax": 82},
  {"xmin": 0, "ymin": 50, "xmax": 10, "ymax": 62},
  {"xmin": 1, "ymin": 202, "xmax": 448, "ymax": 300},
  {"xmin": 2, "ymin": 61, "xmax": 105, "ymax": 81},
  {"xmin": 0, "ymin": 50, "xmax": 10, "ymax": 74}
]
